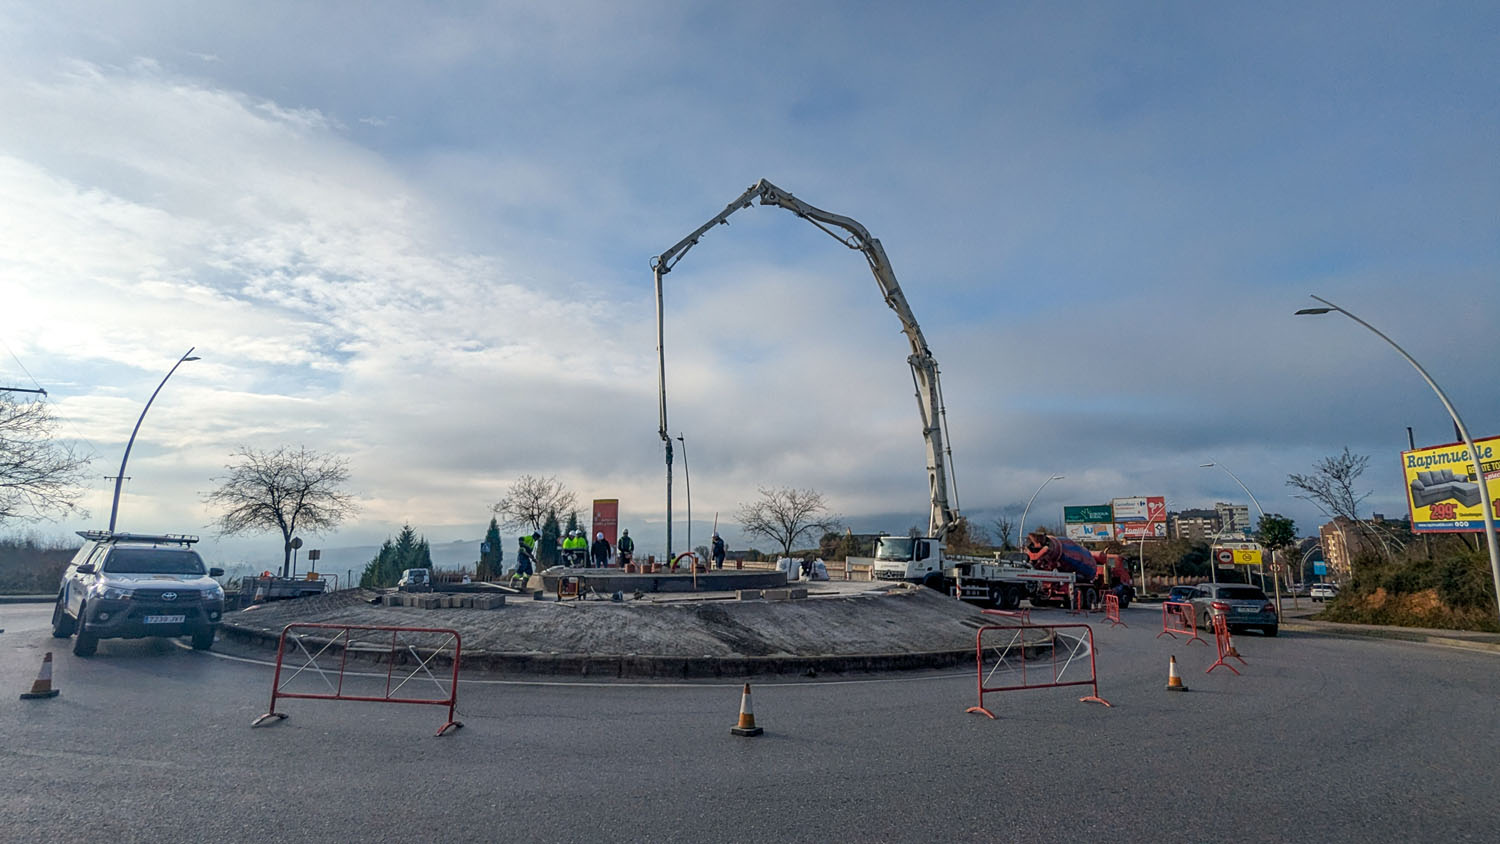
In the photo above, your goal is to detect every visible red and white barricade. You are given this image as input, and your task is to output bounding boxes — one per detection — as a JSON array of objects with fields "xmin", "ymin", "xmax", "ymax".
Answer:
[
  {"xmin": 1156, "ymin": 601, "xmax": 1207, "ymax": 645},
  {"xmin": 1206, "ymin": 612, "xmax": 1249, "ymax": 675},
  {"xmin": 252, "ymin": 623, "xmax": 463, "ymax": 736},
  {"xmin": 965, "ymin": 622, "xmax": 1111, "ymax": 719},
  {"xmin": 1104, "ymin": 593, "xmax": 1127, "ymax": 628}
]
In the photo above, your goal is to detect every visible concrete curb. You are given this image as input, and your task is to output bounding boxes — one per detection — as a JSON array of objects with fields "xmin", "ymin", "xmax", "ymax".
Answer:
[
  {"xmin": 217, "ymin": 619, "xmax": 1054, "ymax": 679},
  {"xmin": 1281, "ymin": 620, "xmax": 1500, "ymax": 655},
  {"xmin": 0, "ymin": 595, "xmax": 53, "ymax": 605}
]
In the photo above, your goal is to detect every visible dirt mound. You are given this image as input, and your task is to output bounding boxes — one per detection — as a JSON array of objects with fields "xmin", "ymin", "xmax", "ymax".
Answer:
[{"xmin": 225, "ymin": 585, "xmax": 1018, "ymax": 659}]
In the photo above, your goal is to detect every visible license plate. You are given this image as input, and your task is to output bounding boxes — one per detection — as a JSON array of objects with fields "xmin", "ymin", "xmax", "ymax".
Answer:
[
  {"xmin": 144, "ymin": 614, "xmax": 186, "ymax": 624},
  {"xmin": 1235, "ymin": 606, "xmax": 1258, "ymax": 613}
]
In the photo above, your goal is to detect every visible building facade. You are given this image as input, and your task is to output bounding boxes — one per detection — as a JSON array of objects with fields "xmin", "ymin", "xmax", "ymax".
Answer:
[
  {"xmin": 1171, "ymin": 508, "xmax": 1220, "ymax": 542},
  {"xmin": 1215, "ymin": 502, "xmax": 1253, "ymax": 534}
]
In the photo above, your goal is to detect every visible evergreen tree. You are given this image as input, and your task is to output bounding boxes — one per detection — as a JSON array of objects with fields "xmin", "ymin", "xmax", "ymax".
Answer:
[
  {"xmin": 479, "ymin": 517, "xmax": 504, "ymax": 580},
  {"xmin": 357, "ymin": 524, "xmax": 433, "ymax": 587},
  {"xmin": 541, "ymin": 510, "xmax": 562, "ymax": 567}
]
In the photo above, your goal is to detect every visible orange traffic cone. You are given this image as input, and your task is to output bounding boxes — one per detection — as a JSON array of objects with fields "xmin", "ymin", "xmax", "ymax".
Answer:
[
  {"xmin": 730, "ymin": 683, "xmax": 763, "ymax": 737},
  {"xmin": 1166, "ymin": 655, "xmax": 1189, "ymax": 692},
  {"xmin": 20, "ymin": 652, "xmax": 60, "ymax": 700}
]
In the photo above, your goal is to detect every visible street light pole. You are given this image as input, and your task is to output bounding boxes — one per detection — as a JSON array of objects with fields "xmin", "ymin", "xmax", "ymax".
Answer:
[
  {"xmin": 1018, "ymin": 474, "xmax": 1065, "ymax": 542},
  {"xmin": 1297, "ymin": 295, "xmax": 1500, "ymax": 626},
  {"xmin": 654, "ymin": 266, "xmax": 673, "ymax": 564},
  {"xmin": 676, "ymin": 434, "xmax": 691, "ymax": 558},
  {"xmin": 1201, "ymin": 461, "xmax": 1280, "ymax": 614},
  {"xmin": 107, "ymin": 347, "xmax": 200, "ymax": 533}
]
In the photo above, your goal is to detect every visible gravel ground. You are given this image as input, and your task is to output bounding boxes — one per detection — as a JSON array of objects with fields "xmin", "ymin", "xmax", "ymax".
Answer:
[{"xmin": 223, "ymin": 583, "xmax": 1033, "ymax": 658}]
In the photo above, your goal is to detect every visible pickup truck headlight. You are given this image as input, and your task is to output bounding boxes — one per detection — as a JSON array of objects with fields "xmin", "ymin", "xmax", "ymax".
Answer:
[
  {"xmin": 202, "ymin": 585, "xmax": 224, "ymax": 602},
  {"xmin": 94, "ymin": 584, "xmax": 135, "ymax": 600}
]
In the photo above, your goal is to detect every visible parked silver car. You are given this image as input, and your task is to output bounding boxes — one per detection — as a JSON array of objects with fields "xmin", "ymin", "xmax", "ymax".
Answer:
[
  {"xmin": 1190, "ymin": 583, "xmax": 1278, "ymax": 637},
  {"xmin": 1311, "ymin": 583, "xmax": 1339, "ymax": 602}
]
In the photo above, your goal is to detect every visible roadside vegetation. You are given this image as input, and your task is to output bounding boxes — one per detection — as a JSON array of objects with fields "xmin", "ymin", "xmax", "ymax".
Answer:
[
  {"xmin": 0, "ymin": 533, "xmax": 77, "ymax": 593},
  {"xmin": 1321, "ymin": 536, "xmax": 1498, "ymax": 633}
]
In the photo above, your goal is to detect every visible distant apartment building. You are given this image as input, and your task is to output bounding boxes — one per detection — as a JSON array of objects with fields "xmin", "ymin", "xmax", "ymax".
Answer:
[
  {"xmin": 1171, "ymin": 508, "xmax": 1220, "ymax": 542},
  {"xmin": 1318, "ymin": 517, "xmax": 1369, "ymax": 581},
  {"xmin": 1215, "ymin": 502, "xmax": 1253, "ymax": 534}
]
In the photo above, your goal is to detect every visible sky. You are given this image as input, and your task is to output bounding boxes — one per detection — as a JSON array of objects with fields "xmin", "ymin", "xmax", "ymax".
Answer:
[{"xmin": 2, "ymin": 1, "xmax": 1496, "ymax": 567}]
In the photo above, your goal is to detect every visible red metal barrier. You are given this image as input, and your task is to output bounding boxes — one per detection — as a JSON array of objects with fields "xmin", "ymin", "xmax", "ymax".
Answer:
[
  {"xmin": 1156, "ymin": 601, "xmax": 1207, "ymax": 645},
  {"xmin": 251, "ymin": 623, "xmax": 463, "ymax": 736},
  {"xmin": 1104, "ymin": 594, "xmax": 1127, "ymax": 628},
  {"xmin": 1207, "ymin": 612, "xmax": 1249, "ymax": 675},
  {"xmin": 965, "ymin": 622, "xmax": 1111, "ymax": 719},
  {"xmin": 982, "ymin": 607, "xmax": 1032, "ymax": 624}
]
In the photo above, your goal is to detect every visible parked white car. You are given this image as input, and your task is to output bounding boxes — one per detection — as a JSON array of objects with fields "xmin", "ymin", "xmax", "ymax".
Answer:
[{"xmin": 1310, "ymin": 583, "xmax": 1339, "ymax": 602}]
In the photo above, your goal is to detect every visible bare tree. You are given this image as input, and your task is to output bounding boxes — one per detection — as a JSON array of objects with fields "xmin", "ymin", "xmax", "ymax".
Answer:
[
  {"xmin": 992, "ymin": 514, "xmax": 1017, "ymax": 551},
  {"xmin": 735, "ymin": 487, "xmax": 841, "ymax": 561},
  {"xmin": 205, "ymin": 446, "xmax": 357, "ymax": 576},
  {"xmin": 493, "ymin": 474, "xmax": 576, "ymax": 536},
  {"xmin": 1287, "ymin": 447, "xmax": 1370, "ymax": 522},
  {"xmin": 0, "ymin": 394, "xmax": 91, "ymax": 524},
  {"xmin": 1287, "ymin": 447, "xmax": 1393, "ymax": 561}
]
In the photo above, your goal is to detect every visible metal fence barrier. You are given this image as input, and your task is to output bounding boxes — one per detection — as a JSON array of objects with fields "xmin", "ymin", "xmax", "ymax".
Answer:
[
  {"xmin": 1207, "ymin": 612, "xmax": 1249, "ymax": 675},
  {"xmin": 1156, "ymin": 601, "xmax": 1207, "ymax": 645},
  {"xmin": 1104, "ymin": 593, "xmax": 1127, "ymax": 628},
  {"xmin": 251, "ymin": 622, "xmax": 463, "ymax": 737},
  {"xmin": 966, "ymin": 622, "xmax": 1111, "ymax": 719}
]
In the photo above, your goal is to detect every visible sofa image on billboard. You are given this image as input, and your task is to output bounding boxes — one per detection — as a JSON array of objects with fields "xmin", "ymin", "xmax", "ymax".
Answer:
[{"xmin": 1410, "ymin": 469, "xmax": 1482, "ymax": 508}]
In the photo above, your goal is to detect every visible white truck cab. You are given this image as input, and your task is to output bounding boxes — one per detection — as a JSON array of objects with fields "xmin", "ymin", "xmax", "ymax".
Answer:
[{"xmin": 872, "ymin": 535, "xmax": 946, "ymax": 585}]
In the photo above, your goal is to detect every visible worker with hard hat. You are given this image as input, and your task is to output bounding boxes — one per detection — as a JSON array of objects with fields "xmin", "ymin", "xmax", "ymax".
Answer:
[
  {"xmin": 617, "ymin": 529, "xmax": 634, "ymax": 568},
  {"xmin": 590, "ymin": 531, "xmax": 611, "ymax": 568}
]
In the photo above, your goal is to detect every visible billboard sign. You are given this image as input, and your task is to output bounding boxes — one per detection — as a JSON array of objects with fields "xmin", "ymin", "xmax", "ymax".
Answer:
[
  {"xmin": 591, "ymin": 499, "xmax": 619, "ymax": 545},
  {"xmin": 1065, "ymin": 523, "xmax": 1115, "ymax": 542},
  {"xmin": 1402, "ymin": 436, "xmax": 1500, "ymax": 533},
  {"xmin": 1116, "ymin": 521, "xmax": 1168, "ymax": 540},
  {"xmin": 1064, "ymin": 505, "xmax": 1112, "ymax": 524},
  {"xmin": 1313, "ymin": 562, "xmax": 1328, "ymax": 575},
  {"xmin": 1111, "ymin": 496, "xmax": 1166, "ymax": 523}
]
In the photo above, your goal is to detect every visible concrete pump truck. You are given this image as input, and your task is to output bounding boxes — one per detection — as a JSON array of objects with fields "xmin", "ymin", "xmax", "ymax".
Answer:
[{"xmin": 652, "ymin": 179, "xmax": 1079, "ymax": 610}]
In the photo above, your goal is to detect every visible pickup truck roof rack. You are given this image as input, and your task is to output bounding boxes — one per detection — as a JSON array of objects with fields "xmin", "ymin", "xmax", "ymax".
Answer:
[{"xmin": 75, "ymin": 530, "xmax": 200, "ymax": 546}]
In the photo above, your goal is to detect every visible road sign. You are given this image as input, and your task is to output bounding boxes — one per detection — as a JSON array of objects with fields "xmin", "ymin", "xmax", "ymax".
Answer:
[
  {"xmin": 308, "ymin": 549, "xmax": 320, "ymax": 561},
  {"xmin": 1314, "ymin": 562, "xmax": 1328, "ymax": 575},
  {"xmin": 1216, "ymin": 549, "xmax": 1234, "ymax": 565}
]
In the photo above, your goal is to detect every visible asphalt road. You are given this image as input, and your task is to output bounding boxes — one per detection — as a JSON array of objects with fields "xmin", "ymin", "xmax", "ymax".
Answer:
[{"xmin": 4, "ymin": 602, "xmax": 1498, "ymax": 843}]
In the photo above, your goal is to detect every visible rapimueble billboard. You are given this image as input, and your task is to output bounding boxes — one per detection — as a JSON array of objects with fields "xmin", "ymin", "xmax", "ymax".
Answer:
[{"xmin": 1402, "ymin": 436, "xmax": 1500, "ymax": 533}]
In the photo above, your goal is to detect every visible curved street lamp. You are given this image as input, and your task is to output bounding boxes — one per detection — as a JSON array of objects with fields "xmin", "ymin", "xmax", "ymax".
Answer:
[
  {"xmin": 1201, "ymin": 460, "xmax": 1280, "ymax": 608},
  {"xmin": 1297, "ymin": 295, "xmax": 1500, "ymax": 625},
  {"xmin": 1018, "ymin": 474, "xmax": 1065, "ymax": 542},
  {"xmin": 107, "ymin": 347, "xmax": 199, "ymax": 532}
]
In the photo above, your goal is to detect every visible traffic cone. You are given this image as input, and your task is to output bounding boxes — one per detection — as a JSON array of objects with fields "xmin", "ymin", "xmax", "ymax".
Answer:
[
  {"xmin": 20, "ymin": 652, "xmax": 60, "ymax": 700},
  {"xmin": 1166, "ymin": 655, "xmax": 1189, "ymax": 692},
  {"xmin": 730, "ymin": 683, "xmax": 763, "ymax": 737}
]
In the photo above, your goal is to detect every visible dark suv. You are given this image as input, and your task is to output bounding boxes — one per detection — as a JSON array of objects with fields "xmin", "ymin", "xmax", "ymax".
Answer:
[{"xmin": 52, "ymin": 531, "xmax": 225, "ymax": 656}]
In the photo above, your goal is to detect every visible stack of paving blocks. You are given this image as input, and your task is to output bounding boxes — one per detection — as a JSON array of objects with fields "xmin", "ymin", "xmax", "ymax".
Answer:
[
  {"xmin": 737, "ymin": 587, "xmax": 809, "ymax": 601},
  {"xmin": 382, "ymin": 592, "xmax": 506, "ymax": 609}
]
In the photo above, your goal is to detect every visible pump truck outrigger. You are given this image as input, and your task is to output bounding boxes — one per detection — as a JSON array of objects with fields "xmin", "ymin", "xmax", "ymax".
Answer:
[{"xmin": 653, "ymin": 179, "xmax": 1079, "ymax": 609}]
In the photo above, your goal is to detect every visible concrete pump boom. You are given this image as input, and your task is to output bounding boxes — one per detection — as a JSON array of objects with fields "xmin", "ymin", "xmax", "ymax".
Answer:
[{"xmin": 652, "ymin": 179, "xmax": 961, "ymax": 545}]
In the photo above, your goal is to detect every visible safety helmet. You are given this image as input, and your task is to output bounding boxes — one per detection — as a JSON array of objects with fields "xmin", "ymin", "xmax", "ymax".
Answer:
[
  {"xmin": 596, "ymin": 532, "xmax": 604, "ymax": 540},
  {"xmin": 622, "ymin": 529, "xmax": 629, "ymax": 535}
]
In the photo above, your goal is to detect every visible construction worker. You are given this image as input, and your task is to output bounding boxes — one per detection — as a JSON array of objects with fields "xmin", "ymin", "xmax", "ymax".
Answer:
[
  {"xmin": 617, "ymin": 529, "xmax": 634, "ymax": 568},
  {"xmin": 512, "ymin": 533, "xmax": 537, "ymax": 588},
  {"xmin": 564, "ymin": 530, "xmax": 585, "ymax": 567},
  {"xmin": 711, "ymin": 532, "xmax": 727, "ymax": 570},
  {"xmin": 591, "ymin": 532, "xmax": 611, "ymax": 568}
]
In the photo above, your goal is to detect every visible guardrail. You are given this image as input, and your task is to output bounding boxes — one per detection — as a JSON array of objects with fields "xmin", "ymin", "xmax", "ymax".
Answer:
[
  {"xmin": 965, "ymin": 622, "xmax": 1111, "ymax": 719},
  {"xmin": 1156, "ymin": 601, "xmax": 1207, "ymax": 645},
  {"xmin": 251, "ymin": 622, "xmax": 463, "ymax": 737}
]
